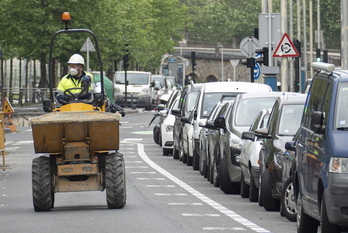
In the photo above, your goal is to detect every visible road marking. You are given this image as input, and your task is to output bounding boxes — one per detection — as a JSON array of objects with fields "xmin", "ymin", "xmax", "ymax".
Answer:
[
  {"xmin": 130, "ymin": 172, "xmax": 156, "ymax": 174},
  {"xmin": 203, "ymin": 227, "xmax": 245, "ymax": 231},
  {"xmin": 168, "ymin": 203, "xmax": 203, "ymax": 206},
  {"xmin": 12, "ymin": 140, "xmax": 33, "ymax": 145},
  {"xmin": 155, "ymin": 193, "xmax": 187, "ymax": 196},
  {"xmin": 136, "ymin": 143, "xmax": 271, "ymax": 233},
  {"xmin": 126, "ymin": 161, "xmax": 143, "ymax": 163},
  {"xmin": 182, "ymin": 213, "xmax": 220, "ymax": 217},
  {"xmin": 125, "ymin": 166, "xmax": 149, "ymax": 169},
  {"xmin": 137, "ymin": 178, "xmax": 165, "ymax": 180},
  {"xmin": 146, "ymin": 185, "xmax": 175, "ymax": 188}
]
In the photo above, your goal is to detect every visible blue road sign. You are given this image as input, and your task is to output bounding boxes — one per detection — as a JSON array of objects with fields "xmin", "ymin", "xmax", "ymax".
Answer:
[{"xmin": 254, "ymin": 63, "xmax": 261, "ymax": 80}]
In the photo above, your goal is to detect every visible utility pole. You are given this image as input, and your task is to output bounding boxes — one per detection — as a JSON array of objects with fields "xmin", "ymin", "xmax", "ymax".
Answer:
[
  {"xmin": 280, "ymin": 0, "xmax": 288, "ymax": 91},
  {"xmin": 342, "ymin": 0, "xmax": 348, "ymax": 69}
]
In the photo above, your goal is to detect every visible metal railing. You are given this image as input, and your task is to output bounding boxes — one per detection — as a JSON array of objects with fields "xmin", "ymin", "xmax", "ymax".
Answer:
[{"xmin": 0, "ymin": 87, "xmax": 54, "ymax": 105}]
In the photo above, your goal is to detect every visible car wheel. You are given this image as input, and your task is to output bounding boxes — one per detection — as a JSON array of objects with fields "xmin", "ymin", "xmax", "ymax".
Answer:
[
  {"xmin": 163, "ymin": 148, "xmax": 171, "ymax": 156},
  {"xmin": 258, "ymin": 174, "xmax": 263, "ymax": 206},
  {"xmin": 199, "ymin": 149, "xmax": 206, "ymax": 176},
  {"xmin": 240, "ymin": 172, "xmax": 249, "ymax": 198},
  {"xmin": 153, "ymin": 126, "xmax": 160, "ymax": 145},
  {"xmin": 261, "ymin": 168, "xmax": 280, "ymax": 211},
  {"xmin": 219, "ymin": 156, "xmax": 235, "ymax": 194},
  {"xmin": 192, "ymin": 148, "xmax": 199, "ymax": 171},
  {"xmin": 173, "ymin": 148, "xmax": 179, "ymax": 159},
  {"xmin": 296, "ymin": 193, "xmax": 319, "ymax": 233},
  {"xmin": 281, "ymin": 176, "xmax": 296, "ymax": 222},
  {"xmin": 321, "ymin": 194, "xmax": 341, "ymax": 233},
  {"xmin": 249, "ymin": 171, "xmax": 258, "ymax": 202},
  {"xmin": 212, "ymin": 160, "xmax": 219, "ymax": 187},
  {"xmin": 187, "ymin": 154, "xmax": 193, "ymax": 166}
]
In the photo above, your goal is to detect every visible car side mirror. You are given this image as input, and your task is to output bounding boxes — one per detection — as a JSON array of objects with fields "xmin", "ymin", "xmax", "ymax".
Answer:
[
  {"xmin": 172, "ymin": 108, "xmax": 181, "ymax": 116},
  {"xmin": 255, "ymin": 127, "xmax": 271, "ymax": 139},
  {"xmin": 214, "ymin": 116, "xmax": 226, "ymax": 129},
  {"xmin": 310, "ymin": 111, "xmax": 325, "ymax": 134},
  {"xmin": 285, "ymin": 141, "xmax": 296, "ymax": 151},
  {"xmin": 181, "ymin": 116, "xmax": 190, "ymax": 124},
  {"xmin": 42, "ymin": 99, "xmax": 53, "ymax": 112},
  {"xmin": 242, "ymin": 131, "xmax": 255, "ymax": 141}
]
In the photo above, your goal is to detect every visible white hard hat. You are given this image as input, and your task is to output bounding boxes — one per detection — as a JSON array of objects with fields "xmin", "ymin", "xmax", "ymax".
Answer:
[{"xmin": 67, "ymin": 54, "xmax": 85, "ymax": 65}]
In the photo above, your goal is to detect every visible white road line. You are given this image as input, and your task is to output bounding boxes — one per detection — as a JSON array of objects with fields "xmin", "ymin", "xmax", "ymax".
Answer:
[
  {"xmin": 155, "ymin": 193, "xmax": 187, "ymax": 196},
  {"xmin": 125, "ymin": 166, "xmax": 149, "ymax": 169},
  {"xmin": 182, "ymin": 213, "xmax": 220, "ymax": 217},
  {"xmin": 168, "ymin": 203, "xmax": 203, "ymax": 206},
  {"xmin": 147, "ymin": 185, "xmax": 175, "ymax": 188},
  {"xmin": 136, "ymin": 143, "xmax": 271, "ymax": 233},
  {"xmin": 137, "ymin": 178, "xmax": 165, "ymax": 180},
  {"xmin": 130, "ymin": 172, "xmax": 156, "ymax": 174},
  {"xmin": 203, "ymin": 227, "xmax": 245, "ymax": 231},
  {"xmin": 127, "ymin": 161, "xmax": 143, "ymax": 163}
]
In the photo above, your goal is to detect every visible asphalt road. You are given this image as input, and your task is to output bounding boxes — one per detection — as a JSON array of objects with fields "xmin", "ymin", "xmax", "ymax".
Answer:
[{"xmin": 0, "ymin": 110, "xmax": 297, "ymax": 233}]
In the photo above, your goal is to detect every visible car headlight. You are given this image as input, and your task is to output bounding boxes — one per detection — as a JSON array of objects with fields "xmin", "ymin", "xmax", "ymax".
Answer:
[
  {"xmin": 274, "ymin": 151, "xmax": 285, "ymax": 166},
  {"xmin": 330, "ymin": 157, "xmax": 348, "ymax": 173},
  {"xmin": 115, "ymin": 87, "xmax": 122, "ymax": 94},
  {"xmin": 165, "ymin": 125, "xmax": 173, "ymax": 133},
  {"xmin": 141, "ymin": 88, "xmax": 149, "ymax": 94}
]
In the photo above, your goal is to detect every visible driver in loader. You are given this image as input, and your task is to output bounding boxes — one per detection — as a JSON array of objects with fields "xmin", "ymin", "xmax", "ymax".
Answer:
[{"xmin": 55, "ymin": 54, "xmax": 93, "ymax": 105}]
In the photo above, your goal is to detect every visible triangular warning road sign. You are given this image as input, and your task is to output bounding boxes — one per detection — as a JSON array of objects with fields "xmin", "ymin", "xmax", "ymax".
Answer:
[
  {"xmin": 80, "ymin": 37, "xmax": 96, "ymax": 52},
  {"xmin": 273, "ymin": 33, "xmax": 300, "ymax": 57},
  {"xmin": 2, "ymin": 97, "xmax": 14, "ymax": 114}
]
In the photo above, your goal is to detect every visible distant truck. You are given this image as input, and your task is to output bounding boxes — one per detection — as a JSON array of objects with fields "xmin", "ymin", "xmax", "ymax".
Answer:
[{"xmin": 114, "ymin": 71, "xmax": 155, "ymax": 110}]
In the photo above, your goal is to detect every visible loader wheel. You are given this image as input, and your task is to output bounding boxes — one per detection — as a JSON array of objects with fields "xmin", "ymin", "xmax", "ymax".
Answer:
[
  {"xmin": 32, "ymin": 156, "xmax": 53, "ymax": 212},
  {"xmin": 105, "ymin": 152, "xmax": 126, "ymax": 209}
]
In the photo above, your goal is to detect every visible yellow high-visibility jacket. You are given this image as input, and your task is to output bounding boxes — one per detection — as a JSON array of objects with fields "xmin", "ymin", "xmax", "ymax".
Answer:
[{"xmin": 56, "ymin": 72, "xmax": 93, "ymax": 94}]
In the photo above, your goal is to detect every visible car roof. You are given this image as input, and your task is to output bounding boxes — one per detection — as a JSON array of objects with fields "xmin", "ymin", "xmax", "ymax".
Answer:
[
  {"xmin": 278, "ymin": 92, "xmax": 307, "ymax": 104},
  {"xmin": 201, "ymin": 81, "xmax": 272, "ymax": 93},
  {"xmin": 115, "ymin": 71, "xmax": 151, "ymax": 75},
  {"xmin": 237, "ymin": 92, "xmax": 285, "ymax": 99}
]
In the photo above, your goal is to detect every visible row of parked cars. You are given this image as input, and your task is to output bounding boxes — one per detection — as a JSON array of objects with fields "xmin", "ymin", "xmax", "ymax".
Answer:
[{"xmin": 152, "ymin": 62, "xmax": 348, "ymax": 233}]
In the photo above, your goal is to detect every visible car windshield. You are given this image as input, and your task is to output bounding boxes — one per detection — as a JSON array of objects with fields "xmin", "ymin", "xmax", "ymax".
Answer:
[
  {"xmin": 153, "ymin": 77, "xmax": 166, "ymax": 87},
  {"xmin": 201, "ymin": 93, "xmax": 236, "ymax": 118},
  {"xmin": 335, "ymin": 83, "xmax": 348, "ymax": 129},
  {"xmin": 115, "ymin": 73, "xmax": 149, "ymax": 85},
  {"xmin": 278, "ymin": 104, "xmax": 304, "ymax": 136},
  {"xmin": 235, "ymin": 97, "xmax": 278, "ymax": 126}
]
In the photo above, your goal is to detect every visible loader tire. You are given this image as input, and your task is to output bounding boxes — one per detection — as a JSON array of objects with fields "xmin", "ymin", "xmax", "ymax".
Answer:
[
  {"xmin": 105, "ymin": 152, "xmax": 126, "ymax": 209},
  {"xmin": 32, "ymin": 156, "xmax": 53, "ymax": 212}
]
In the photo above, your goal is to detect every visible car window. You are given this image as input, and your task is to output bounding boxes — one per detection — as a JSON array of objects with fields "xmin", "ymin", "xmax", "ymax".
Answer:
[
  {"xmin": 185, "ymin": 92, "xmax": 198, "ymax": 115},
  {"xmin": 303, "ymin": 78, "xmax": 330, "ymax": 128},
  {"xmin": 278, "ymin": 104, "xmax": 304, "ymax": 136},
  {"xmin": 335, "ymin": 83, "xmax": 348, "ymax": 129},
  {"xmin": 201, "ymin": 93, "xmax": 236, "ymax": 118},
  {"xmin": 234, "ymin": 97, "xmax": 278, "ymax": 126},
  {"xmin": 115, "ymin": 73, "xmax": 149, "ymax": 85}
]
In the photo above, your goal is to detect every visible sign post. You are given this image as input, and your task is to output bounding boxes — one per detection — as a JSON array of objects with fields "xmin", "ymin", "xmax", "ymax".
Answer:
[
  {"xmin": 80, "ymin": 37, "xmax": 96, "ymax": 71},
  {"xmin": 230, "ymin": 60, "xmax": 239, "ymax": 81}
]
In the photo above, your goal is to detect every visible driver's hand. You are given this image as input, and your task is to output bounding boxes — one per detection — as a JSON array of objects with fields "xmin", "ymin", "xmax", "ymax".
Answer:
[{"xmin": 57, "ymin": 95, "xmax": 69, "ymax": 104}]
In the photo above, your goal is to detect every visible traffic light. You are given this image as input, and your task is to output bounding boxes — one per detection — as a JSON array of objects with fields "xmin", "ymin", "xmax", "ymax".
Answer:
[
  {"xmin": 123, "ymin": 54, "xmax": 130, "ymax": 70},
  {"xmin": 191, "ymin": 51, "xmax": 197, "ymax": 71},
  {"xmin": 254, "ymin": 47, "xmax": 269, "ymax": 66},
  {"xmin": 241, "ymin": 58, "xmax": 255, "ymax": 68},
  {"xmin": 316, "ymin": 48, "xmax": 321, "ymax": 62}
]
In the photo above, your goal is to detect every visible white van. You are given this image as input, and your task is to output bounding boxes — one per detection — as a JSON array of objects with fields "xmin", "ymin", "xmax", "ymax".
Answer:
[
  {"xmin": 114, "ymin": 71, "xmax": 154, "ymax": 110},
  {"xmin": 191, "ymin": 81, "xmax": 272, "ymax": 174}
]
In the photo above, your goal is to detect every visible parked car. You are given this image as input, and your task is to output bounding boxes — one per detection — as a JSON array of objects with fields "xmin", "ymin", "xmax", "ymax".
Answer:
[
  {"xmin": 256, "ymin": 92, "xmax": 306, "ymax": 211},
  {"xmin": 205, "ymin": 99, "xmax": 235, "ymax": 186},
  {"xmin": 114, "ymin": 71, "xmax": 154, "ymax": 110},
  {"xmin": 216, "ymin": 92, "xmax": 282, "ymax": 194},
  {"xmin": 172, "ymin": 83, "xmax": 203, "ymax": 165},
  {"xmin": 295, "ymin": 62, "xmax": 348, "ymax": 233},
  {"xmin": 191, "ymin": 82, "xmax": 273, "ymax": 179},
  {"xmin": 280, "ymin": 129, "xmax": 301, "ymax": 222},
  {"xmin": 152, "ymin": 90, "xmax": 180, "ymax": 146},
  {"xmin": 239, "ymin": 108, "xmax": 271, "ymax": 202},
  {"xmin": 160, "ymin": 94, "xmax": 180, "ymax": 155}
]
